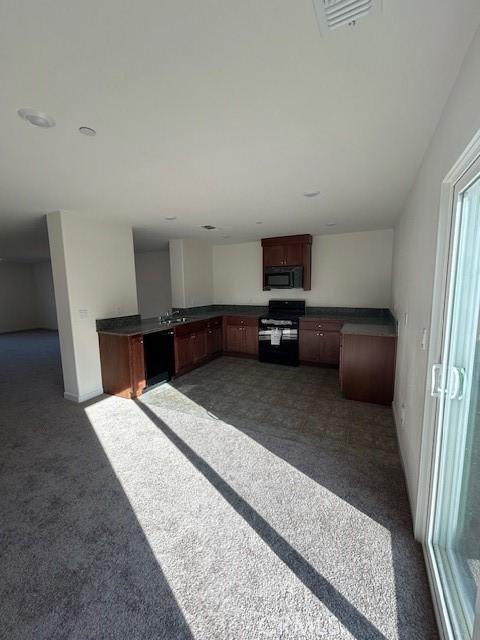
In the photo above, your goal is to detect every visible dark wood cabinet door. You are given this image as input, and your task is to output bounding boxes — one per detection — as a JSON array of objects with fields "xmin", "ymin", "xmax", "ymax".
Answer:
[
  {"xmin": 263, "ymin": 244, "xmax": 286, "ymax": 267},
  {"xmin": 225, "ymin": 325, "xmax": 243, "ymax": 352},
  {"xmin": 207, "ymin": 329, "xmax": 215, "ymax": 357},
  {"xmin": 284, "ymin": 243, "xmax": 303, "ymax": 266},
  {"xmin": 299, "ymin": 329, "xmax": 321, "ymax": 363},
  {"xmin": 192, "ymin": 330, "xmax": 207, "ymax": 363},
  {"xmin": 128, "ymin": 335, "xmax": 146, "ymax": 398},
  {"xmin": 175, "ymin": 334, "xmax": 193, "ymax": 372},
  {"xmin": 318, "ymin": 331, "xmax": 341, "ymax": 365},
  {"xmin": 243, "ymin": 326, "xmax": 258, "ymax": 355},
  {"xmin": 214, "ymin": 327, "xmax": 223, "ymax": 353},
  {"xmin": 207, "ymin": 326, "xmax": 222, "ymax": 356},
  {"xmin": 300, "ymin": 329, "xmax": 341, "ymax": 365}
]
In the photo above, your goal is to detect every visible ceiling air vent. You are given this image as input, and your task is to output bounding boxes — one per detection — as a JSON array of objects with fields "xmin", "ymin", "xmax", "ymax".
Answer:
[
  {"xmin": 201, "ymin": 225, "xmax": 217, "ymax": 230},
  {"xmin": 313, "ymin": 0, "xmax": 382, "ymax": 34}
]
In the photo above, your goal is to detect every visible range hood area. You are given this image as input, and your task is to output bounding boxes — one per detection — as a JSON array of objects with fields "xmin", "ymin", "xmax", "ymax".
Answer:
[{"xmin": 262, "ymin": 234, "xmax": 312, "ymax": 291}]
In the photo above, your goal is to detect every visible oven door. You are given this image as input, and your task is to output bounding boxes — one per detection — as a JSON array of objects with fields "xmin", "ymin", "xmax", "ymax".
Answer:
[{"xmin": 259, "ymin": 326, "xmax": 299, "ymax": 365}]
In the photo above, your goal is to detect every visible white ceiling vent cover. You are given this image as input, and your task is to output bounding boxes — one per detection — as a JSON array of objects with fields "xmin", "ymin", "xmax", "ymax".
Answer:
[{"xmin": 313, "ymin": 0, "xmax": 382, "ymax": 34}]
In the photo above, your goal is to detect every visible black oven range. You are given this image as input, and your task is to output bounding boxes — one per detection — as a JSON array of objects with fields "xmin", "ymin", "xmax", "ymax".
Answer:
[{"xmin": 258, "ymin": 299, "xmax": 306, "ymax": 366}]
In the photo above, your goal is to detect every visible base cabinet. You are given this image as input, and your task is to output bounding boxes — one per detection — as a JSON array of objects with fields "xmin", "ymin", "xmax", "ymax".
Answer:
[
  {"xmin": 98, "ymin": 333, "xmax": 146, "ymax": 399},
  {"xmin": 206, "ymin": 318, "xmax": 223, "ymax": 357},
  {"xmin": 174, "ymin": 321, "xmax": 208, "ymax": 375},
  {"xmin": 299, "ymin": 320, "xmax": 342, "ymax": 366},
  {"xmin": 224, "ymin": 316, "xmax": 258, "ymax": 356},
  {"xmin": 340, "ymin": 333, "xmax": 396, "ymax": 405},
  {"xmin": 174, "ymin": 317, "xmax": 223, "ymax": 375}
]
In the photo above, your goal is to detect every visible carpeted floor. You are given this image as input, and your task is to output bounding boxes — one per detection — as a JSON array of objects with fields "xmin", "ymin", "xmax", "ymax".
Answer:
[{"xmin": 0, "ymin": 331, "xmax": 438, "ymax": 639}]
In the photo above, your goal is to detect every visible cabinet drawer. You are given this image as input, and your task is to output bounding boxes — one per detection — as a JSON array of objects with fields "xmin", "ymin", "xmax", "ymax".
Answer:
[
  {"xmin": 207, "ymin": 316, "xmax": 222, "ymax": 329},
  {"xmin": 224, "ymin": 315, "xmax": 258, "ymax": 327},
  {"xmin": 174, "ymin": 320, "xmax": 207, "ymax": 337},
  {"xmin": 300, "ymin": 319, "xmax": 343, "ymax": 332}
]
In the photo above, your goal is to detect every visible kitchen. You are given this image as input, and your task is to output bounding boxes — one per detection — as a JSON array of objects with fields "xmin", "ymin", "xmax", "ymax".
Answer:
[{"xmin": 97, "ymin": 231, "xmax": 397, "ymax": 406}]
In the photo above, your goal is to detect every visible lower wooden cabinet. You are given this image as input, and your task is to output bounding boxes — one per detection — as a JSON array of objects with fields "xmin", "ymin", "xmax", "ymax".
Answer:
[
  {"xmin": 223, "ymin": 316, "xmax": 258, "ymax": 356},
  {"xmin": 98, "ymin": 333, "xmax": 146, "ymax": 399},
  {"xmin": 207, "ymin": 318, "xmax": 223, "ymax": 357},
  {"xmin": 174, "ymin": 317, "xmax": 223, "ymax": 375},
  {"xmin": 340, "ymin": 333, "xmax": 397, "ymax": 405},
  {"xmin": 174, "ymin": 321, "xmax": 207, "ymax": 375},
  {"xmin": 299, "ymin": 319, "xmax": 342, "ymax": 366}
]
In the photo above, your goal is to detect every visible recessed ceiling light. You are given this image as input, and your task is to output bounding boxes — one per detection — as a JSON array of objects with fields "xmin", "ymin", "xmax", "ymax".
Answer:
[
  {"xmin": 326, "ymin": 222, "xmax": 337, "ymax": 227},
  {"xmin": 201, "ymin": 225, "xmax": 216, "ymax": 230},
  {"xmin": 79, "ymin": 126, "xmax": 96, "ymax": 136},
  {"xmin": 165, "ymin": 216, "xmax": 177, "ymax": 221},
  {"xmin": 304, "ymin": 191, "xmax": 320, "ymax": 198},
  {"xmin": 18, "ymin": 108, "xmax": 55, "ymax": 128}
]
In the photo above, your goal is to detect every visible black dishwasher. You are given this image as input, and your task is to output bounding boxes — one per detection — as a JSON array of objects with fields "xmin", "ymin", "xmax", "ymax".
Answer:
[{"xmin": 143, "ymin": 331, "xmax": 175, "ymax": 387}]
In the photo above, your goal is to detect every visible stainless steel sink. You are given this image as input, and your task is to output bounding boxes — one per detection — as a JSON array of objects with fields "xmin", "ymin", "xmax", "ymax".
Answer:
[{"xmin": 160, "ymin": 317, "xmax": 189, "ymax": 325}]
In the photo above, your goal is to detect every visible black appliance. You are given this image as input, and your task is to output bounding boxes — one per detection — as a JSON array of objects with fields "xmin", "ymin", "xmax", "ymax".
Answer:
[
  {"xmin": 143, "ymin": 330, "xmax": 175, "ymax": 387},
  {"xmin": 264, "ymin": 266, "xmax": 303, "ymax": 290},
  {"xmin": 258, "ymin": 300, "xmax": 306, "ymax": 366}
]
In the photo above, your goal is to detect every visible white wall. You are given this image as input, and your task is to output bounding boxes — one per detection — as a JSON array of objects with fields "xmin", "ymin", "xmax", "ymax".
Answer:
[
  {"xmin": 169, "ymin": 239, "xmax": 213, "ymax": 308},
  {"xmin": 32, "ymin": 261, "xmax": 58, "ymax": 330},
  {"xmin": 213, "ymin": 230, "xmax": 394, "ymax": 308},
  {"xmin": 47, "ymin": 211, "xmax": 138, "ymax": 402},
  {"xmin": 0, "ymin": 262, "xmax": 38, "ymax": 333},
  {"xmin": 135, "ymin": 251, "xmax": 172, "ymax": 318},
  {"xmin": 392, "ymin": 27, "xmax": 480, "ymax": 518}
]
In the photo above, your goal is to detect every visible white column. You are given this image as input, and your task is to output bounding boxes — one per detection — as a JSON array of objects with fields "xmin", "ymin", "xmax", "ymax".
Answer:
[
  {"xmin": 47, "ymin": 211, "xmax": 138, "ymax": 402},
  {"xmin": 169, "ymin": 238, "xmax": 213, "ymax": 309}
]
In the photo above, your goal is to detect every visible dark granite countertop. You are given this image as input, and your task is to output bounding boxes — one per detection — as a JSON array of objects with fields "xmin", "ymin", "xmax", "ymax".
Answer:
[
  {"xmin": 97, "ymin": 306, "xmax": 396, "ymax": 337},
  {"xmin": 341, "ymin": 323, "xmax": 397, "ymax": 337}
]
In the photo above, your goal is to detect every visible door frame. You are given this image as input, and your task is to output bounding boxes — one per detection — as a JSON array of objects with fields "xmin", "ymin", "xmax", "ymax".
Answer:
[{"xmin": 414, "ymin": 128, "xmax": 480, "ymax": 639}]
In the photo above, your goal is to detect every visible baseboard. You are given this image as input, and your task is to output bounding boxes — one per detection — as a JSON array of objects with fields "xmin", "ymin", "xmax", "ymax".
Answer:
[
  {"xmin": 64, "ymin": 388, "xmax": 104, "ymax": 403},
  {"xmin": 392, "ymin": 400, "xmax": 417, "ymax": 536}
]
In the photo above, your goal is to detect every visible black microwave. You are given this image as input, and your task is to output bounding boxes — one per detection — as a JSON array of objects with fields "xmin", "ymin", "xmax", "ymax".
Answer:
[{"xmin": 264, "ymin": 266, "xmax": 303, "ymax": 289}]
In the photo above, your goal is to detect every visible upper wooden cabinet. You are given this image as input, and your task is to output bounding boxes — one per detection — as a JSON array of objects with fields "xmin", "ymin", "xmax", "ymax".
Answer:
[{"xmin": 261, "ymin": 234, "xmax": 312, "ymax": 290}]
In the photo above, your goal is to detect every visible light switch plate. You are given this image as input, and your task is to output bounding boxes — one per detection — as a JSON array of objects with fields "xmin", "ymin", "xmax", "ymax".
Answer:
[{"xmin": 79, "ymin": 309, "xmax": 88, "ymax": 319}]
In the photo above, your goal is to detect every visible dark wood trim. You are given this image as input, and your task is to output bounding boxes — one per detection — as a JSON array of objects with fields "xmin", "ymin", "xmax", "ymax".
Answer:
[
  {"xmin": 261, "ymin": 234, "xmax": 312, "ymax": 246},
  {"xmin": 302, "ymin": 242, "xmax": 312, "ymax": 290}
]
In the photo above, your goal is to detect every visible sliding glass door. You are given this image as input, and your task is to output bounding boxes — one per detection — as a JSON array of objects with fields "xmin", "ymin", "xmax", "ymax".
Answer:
[{"xmin": 427, "ymin": 159, "xmax": 480, "ymax": 639}]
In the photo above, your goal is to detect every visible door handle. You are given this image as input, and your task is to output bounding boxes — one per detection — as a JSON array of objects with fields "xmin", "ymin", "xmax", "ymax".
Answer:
[{"xmin": 449, "ymin": 366, "xmax": 466, "ymax": 400}]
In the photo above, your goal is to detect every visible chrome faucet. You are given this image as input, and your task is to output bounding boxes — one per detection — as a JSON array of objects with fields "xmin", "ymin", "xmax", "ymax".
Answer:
[{"xmin": 158, "ymin": 309, "xmax": 180, "ymax": 323}]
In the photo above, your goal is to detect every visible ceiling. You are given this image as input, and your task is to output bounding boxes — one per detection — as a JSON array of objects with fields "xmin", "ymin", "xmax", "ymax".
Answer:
[{"xmin": 0, "ymin": 1, "xmax": 479, "ymax": 260}]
